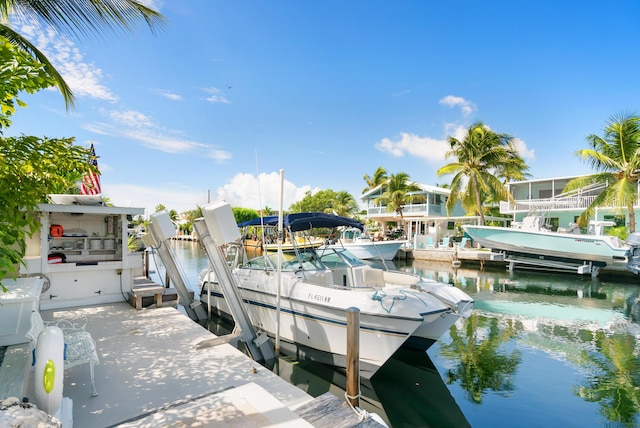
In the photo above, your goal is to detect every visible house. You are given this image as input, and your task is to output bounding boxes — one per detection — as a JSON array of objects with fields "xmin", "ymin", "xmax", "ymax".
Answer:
[
  {"xmin": 361, "ymin": 183, "xmax": 482, "ymax": 248},
  {"xmin": 499, "ymin": 175, "xmax": 630, "ymax": 231}
]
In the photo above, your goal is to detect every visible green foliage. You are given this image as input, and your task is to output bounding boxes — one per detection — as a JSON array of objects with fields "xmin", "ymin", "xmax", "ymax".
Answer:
[
  {"xmin": 437, "ymin": 122, "xmax": 529, "ymax": 225},
  {"xmin": 0, "ymin": 135, "xmax": 94, "ymax": 278},
  {"xmin": 373, "ymin": 172, "xmax": 424, "ymax": 219},
  {"xmin": 0, "ymin": 0, "xmax": 165, "ymax": 109},
  {"xmin": 564, "ymin": 112, "xmax": 640, "ymax": 232},
  {"xmin": 0, "ymin": 39, "xmax": 57, "ymax": 130},
  {"xmin": 606, "ymin": 226, "xmax": 628, "ymax": 241},
  {"xmin": 362, "ymin": 166, "xmax": 388, "ymax": 194},
  {"xmin": 289, "ymin": 189, "xmax": 358, "ymax": 217},
  {"xmin": 232, "ymin": 207, "xmax": 260, "ymax": 224}
]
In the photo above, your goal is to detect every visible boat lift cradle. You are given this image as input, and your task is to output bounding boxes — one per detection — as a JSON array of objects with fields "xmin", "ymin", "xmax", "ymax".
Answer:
[
  {"xmin": 193, "ymin": 201, "xmax": 276, "ymax": 364},
  {"xmin": 147, "ymin": 212, "xmax": 209, "ymax": 322}
]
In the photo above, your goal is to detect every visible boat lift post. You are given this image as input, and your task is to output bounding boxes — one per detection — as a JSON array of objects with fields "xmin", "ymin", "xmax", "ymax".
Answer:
[
  {"xmin": 148, "ymin": 211, "xmax": 208, "ymax": 322},
  {"xmin": 195, "ymin": 201, "xmax": 276, "ymax": 364}
]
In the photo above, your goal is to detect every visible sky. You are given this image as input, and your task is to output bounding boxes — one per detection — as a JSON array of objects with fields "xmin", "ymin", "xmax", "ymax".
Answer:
[{"xmin": 6, "ymin": 1, "xmax": 640, "ymax": 217}]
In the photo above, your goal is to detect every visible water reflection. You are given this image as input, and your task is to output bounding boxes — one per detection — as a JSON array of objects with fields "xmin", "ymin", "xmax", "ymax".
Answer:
[
  {"xmin": 575, "ymin": 332, "xmax": 640, "ymax": 425},
  {"xmin": 441, "ymin": 313, "xmax": 521, "ymax": 403},
  {"xmin": 406, "ymin": 260, "xmax": 640, "ymax": 427},
  {"xmin": 162, "ymin": 242, "xmax": 640, "ymax": 427}
]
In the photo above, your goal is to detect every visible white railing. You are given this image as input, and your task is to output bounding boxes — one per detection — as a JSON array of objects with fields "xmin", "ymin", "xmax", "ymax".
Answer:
[
  {"xmin": 500, "ymin": 196, "xmax": 598, "ymax": 213},
  {"xmin": 366, "ymin": 203, "xmax": 442, "ymax": 217}
]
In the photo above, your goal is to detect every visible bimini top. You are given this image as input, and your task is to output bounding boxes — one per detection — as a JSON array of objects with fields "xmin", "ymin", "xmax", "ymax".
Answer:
[{"xmin": 238, "ymin": 212, "xmax": 363, "ymax": 232}]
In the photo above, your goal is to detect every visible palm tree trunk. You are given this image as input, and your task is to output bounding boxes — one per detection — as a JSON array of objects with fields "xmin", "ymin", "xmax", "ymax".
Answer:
[
  {"xmin": 628, "ymin": 202, "xmax": 636, "ymax": 233},
  {"xmin": 472, "ymin": 177, "xmax": 485, "ymax": 225}
]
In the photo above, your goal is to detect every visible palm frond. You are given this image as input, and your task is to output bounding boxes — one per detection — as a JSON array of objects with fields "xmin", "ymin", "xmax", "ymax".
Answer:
[
  {"xmin": 0, "ymin": 23, "xmax": 74, "ymax": 108},
  {"xmin": 5, "ymin": 0, "xmax": 166, "ymax": 39}
]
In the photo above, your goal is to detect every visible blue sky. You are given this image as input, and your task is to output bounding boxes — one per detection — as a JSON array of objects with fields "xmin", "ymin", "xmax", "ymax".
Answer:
[{"xmin": 7, "ymin": 1, "xmax": 640, "ymax": 216}]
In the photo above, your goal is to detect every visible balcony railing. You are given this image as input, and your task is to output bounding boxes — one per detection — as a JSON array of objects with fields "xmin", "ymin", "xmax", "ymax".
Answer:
[
  {"xmin": 366, "ymin": 203, "xmax": 443, "ymax": 217},
  {"xmin": 500, "ymin": 196, "xmax": 598, "ymax": 213}
]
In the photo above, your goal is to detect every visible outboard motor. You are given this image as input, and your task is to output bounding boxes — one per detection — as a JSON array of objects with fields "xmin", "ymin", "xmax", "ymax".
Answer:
[{"xmin": 625, "ymin": 232, "xmax": 640, "ymax": 274}]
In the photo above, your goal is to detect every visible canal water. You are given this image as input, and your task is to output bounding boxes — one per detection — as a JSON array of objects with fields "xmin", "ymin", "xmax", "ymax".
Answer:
[{"xmin": 150, "ymin": 240, "xmax": 640, "ymax": 428}]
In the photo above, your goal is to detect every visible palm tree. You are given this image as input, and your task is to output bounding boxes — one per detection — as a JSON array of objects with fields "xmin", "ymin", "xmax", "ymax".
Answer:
[
  {"xmin": 374, "ymin": 172, "xmax": 425, "ymax": 219},
  {"xmin": 0, "ymin": 0, "xmax": 165, "ymax": 108},
  {"xmin": 362, "ymin": 166, "xmax": 388, "ymax": 194},
  {"xmin": 563, "ymin": 112, "xmax": 640, "ymax": 233},
  {"xmin": 331, "ymin": 190, "xmax": 358, "ymax": 217},
  {"xmin": 437, "ymin": 122, "xmax": 528, "ymax": 225}
]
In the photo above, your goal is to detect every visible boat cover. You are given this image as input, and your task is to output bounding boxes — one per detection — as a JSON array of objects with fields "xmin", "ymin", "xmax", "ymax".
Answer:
[{"xmin": 238, "ymin": 212, "xmax": 363, "ymax": 232}]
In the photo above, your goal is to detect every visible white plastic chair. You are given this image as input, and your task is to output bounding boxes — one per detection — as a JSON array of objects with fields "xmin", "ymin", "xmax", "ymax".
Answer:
[{"xmin": 26, "ymin": 311, "xmax": 100, "ymax": 397}]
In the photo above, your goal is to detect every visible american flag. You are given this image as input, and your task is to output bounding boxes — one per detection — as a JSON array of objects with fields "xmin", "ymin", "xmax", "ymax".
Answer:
[{"xmin": 80, "ymin": 143, "xmax": 101, "ymax": 195}]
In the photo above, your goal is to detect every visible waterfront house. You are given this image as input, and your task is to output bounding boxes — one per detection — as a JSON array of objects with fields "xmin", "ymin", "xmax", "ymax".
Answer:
[
  {"xmin": 361, "ymin": 183, "xmax": 479, "ymax": 248},
  {"xmin": 499, "ymin": 175, "xmax": 635, "ymax": 232}
]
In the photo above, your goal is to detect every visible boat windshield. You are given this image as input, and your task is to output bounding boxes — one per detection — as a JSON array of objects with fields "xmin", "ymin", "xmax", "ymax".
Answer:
[
  {"xmin": 243, "ymin": 248, "xmax": 326, "ymax": 272},
  {"xmin": 318, "ymin": 247, "xmax": 365, "ymax": 268}
]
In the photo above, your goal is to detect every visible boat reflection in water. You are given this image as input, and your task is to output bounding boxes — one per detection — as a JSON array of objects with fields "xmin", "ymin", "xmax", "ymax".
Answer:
[
  {"xmin": 404, "ymin": 260, "xmax": 640, "ymax": 428},
  {"xmin": 157, "ymin": 241, "xmax": 640, "ymax": 427}
]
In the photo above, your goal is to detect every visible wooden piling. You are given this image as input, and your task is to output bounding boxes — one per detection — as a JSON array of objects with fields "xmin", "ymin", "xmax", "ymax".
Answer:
[{"xmin": 346, "ymin": 307, "xmax": 360, "ymax": 408}]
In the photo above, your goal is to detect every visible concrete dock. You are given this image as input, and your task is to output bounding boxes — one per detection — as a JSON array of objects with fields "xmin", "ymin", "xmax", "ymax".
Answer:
[{"xmin": 1, "ymin": 302, "xmax": 384, "ymax": 427}]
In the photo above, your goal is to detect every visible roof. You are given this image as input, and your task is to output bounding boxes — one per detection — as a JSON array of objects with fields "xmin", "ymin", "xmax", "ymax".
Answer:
[
  {"xmin": 361, "ymin": 182, "xmax": 451, "ymax": 200},
  {"xmin": 39, "ymin": 194, "xmax": 144, "ymax": 216}
]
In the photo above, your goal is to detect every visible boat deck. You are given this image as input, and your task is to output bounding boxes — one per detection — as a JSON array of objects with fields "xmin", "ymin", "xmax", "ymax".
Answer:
[{"xmin": 5, "ymin": 302, "xmax": 321, "ymax": 427}]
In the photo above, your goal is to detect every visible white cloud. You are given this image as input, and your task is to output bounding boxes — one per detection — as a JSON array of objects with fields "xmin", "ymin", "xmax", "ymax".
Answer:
[
  {"xmin": 439, "ymin": 95, "xmax": 476, "ymax": 116},
  {"xmin": 18, "ymin": 23, "xmax": 118, "ymax": 102},
  {"xmin": 106, "ymin": 172, "xmax": 315, "ymax": 216},
  {"xmin": 121, "ymin": 128, "xmax": 208, "ymax": 154},
  {"xmin": 207, "ymin": 149, "xmax": 233, "ymax": 162},
  {"xmin": 375, "ymin": 122, "xmax": 535, "ymax": 165},
  {"xmin": 203, "ymin": 87, "xmax": 230, "ymax": 104},
  {"xmin": 375, "ymin": 132, "xmax": 450, "ymax": 164},
  {"xmin": 110, "ymin": 110, "xmax": 154, "ymax": 128},
  {"xmin": 105, "ymin": 183, "xmax": 206, "ymax": 217},
  {"xmin": 153, "ymin": 89, "xmax": 182, "ymax": 101},
  {"xmin": 215, "ymin": 172, "xmax": 315, "ymax": 210},
  {"xmin": 513, "ymin": 137, "xmax": 535, "ymax": 160}
]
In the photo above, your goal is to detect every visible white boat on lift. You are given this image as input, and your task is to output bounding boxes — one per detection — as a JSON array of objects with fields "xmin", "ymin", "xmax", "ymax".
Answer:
[
  {"xmin": 463, "ymin": 214, "xmax": 630, "ymax": 274},
  {"xmin": 322, "ymin": 227, "xmax": 407, "ymax": 261},
  {"xmin": 198, "ymin": 210, "xmax": 473, "ymax": 378}
]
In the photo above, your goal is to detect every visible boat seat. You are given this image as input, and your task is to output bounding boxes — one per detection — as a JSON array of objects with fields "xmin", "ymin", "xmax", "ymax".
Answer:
[
  {"xmin": 362, "ymin": 268, "xmax": 385, "ymax": 287},
  {"xmin": 26, "ymin": 311, "xmax": 99, "ymax": 397}
]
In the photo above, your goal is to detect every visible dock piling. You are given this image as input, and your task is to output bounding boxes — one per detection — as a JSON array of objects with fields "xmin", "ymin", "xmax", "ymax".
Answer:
[{"xmin": 346, "ymin": 307, "xmax": 360, "ymax": 409}]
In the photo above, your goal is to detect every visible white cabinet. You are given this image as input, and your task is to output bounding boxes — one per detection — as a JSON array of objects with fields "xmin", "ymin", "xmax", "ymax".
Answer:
[
  {"xmin": 22, "ymin": 197, "xmax": 145, "ymax": 310},
  {"xmin": 40, "ymin": 263, "xmax": 127, "ymax": 310}
]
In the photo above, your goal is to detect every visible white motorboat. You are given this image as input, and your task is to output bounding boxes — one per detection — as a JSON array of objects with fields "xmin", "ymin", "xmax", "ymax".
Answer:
[
  {"xmin": 322, "ymin": 227, "xmax": 407, "ymax": 261},
  {"xmin": 462, "ymin": 215, "xmax": 630, "ymax": 272},
  {"xmin": 198, "ymin": 211, "xmax": 473, "ymax": 378}
]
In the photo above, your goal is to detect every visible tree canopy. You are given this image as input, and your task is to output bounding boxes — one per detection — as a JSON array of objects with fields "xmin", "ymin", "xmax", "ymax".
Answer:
[
  {"xmin": 437, "ymin": 122, "xmax": 529, "ymax": 225},
  {"xmin": 373, "ymin": 172, "xmax": 424, "ymax": 219},
  {"xmin": 564, "ymin": 112, "xmax": 640, "ymax": 232},
  {"xmin": 289, "ymin": 189, "xmax": 358, "ymax": 217}
]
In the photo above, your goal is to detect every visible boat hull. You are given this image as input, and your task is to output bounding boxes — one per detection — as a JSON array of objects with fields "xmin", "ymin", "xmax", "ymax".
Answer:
[
  {"xmin": 323, "ymin": 240, "xmax": 406, "ymax": 261},
  {"xmin": 199, "ymin": 273, "xmax": 435, "ymax": 378},
  {"xmin": 463, "ymin": 225, "xmax": 629, "ymax": 265}
]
